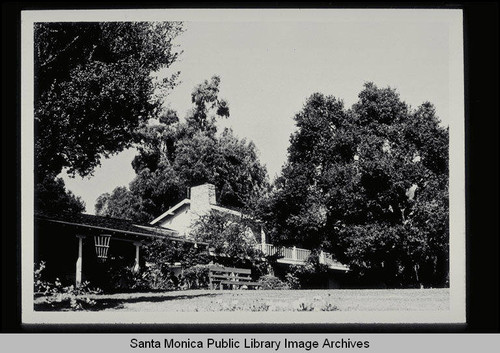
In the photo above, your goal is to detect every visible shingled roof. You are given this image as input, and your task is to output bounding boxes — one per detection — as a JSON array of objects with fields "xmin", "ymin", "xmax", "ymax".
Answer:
[{"xmin": 35, "ymin": 211, "xmax": 207, "ymax": 245}]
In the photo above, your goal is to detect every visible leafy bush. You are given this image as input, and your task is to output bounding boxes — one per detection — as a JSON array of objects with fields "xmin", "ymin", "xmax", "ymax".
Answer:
[
  {"xmin": 34, "ymin": 261, "xmax": 53, "ymax": 295},
  {"xmin": 181, "ymin": 264, "xmax": 214, "ymax": 289},
  {"xmin": 107, "ymin": 263, "xmax": 179, "ymax": 292},
  {"xmin": 285, "ymin": 272, "xmax": 301, "ymax": 289},
  {"xmin": 140, "ymin": 266, "xmax": 178, "ymax": 291},
  {"xmin": 143, "ymin": 238, "xmax": 209, "ymax": 271},
  {"xmin": 34, "ymin": 261, "xmax": 103, "ymax": 311},
  {"xmin": 250, "ymin": 302, "xmax": 271, "ymax": 311},
  {"xmin": 36, "ymin": 280, "xmax": 102, "ymax": 311},
  {"xmin": 258, "ymin": 274, "xmax": 290, "ymax": 290},
  {"xmin": 295, "ymin": 301, "xmax": 315, "ymax": 311},
  {"xmin": 34, "ymin": 261, "xmax": 102, "ymax": 311},
  {"xmin": 292, "ymin": 296, "xmax": 339, "ymax": 312},
  {"xmin": 192, "ymin": 211, "xmax": 265, "ymax": 269},
  {"xmin": 102, "ymin": 238, "xmax": 209, "ymax": 292},
  {"xmin": 285, "ymin": 252, "xmax": 329, "ymax": 289},
  {"xmin": 321, "ymin": 303, "xmax": 339, "ymax": 311},
  {"xmin": 105, "ymin": 263, "xmax": 144, "ymax": 292}
]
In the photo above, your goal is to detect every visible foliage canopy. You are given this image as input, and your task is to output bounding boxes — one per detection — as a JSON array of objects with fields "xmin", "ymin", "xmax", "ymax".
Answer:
[
  {"xmin": 35, "ymin": 22, "xmax": 183, "ymax": 178},
  {"xmin": 257, "ymin": 83, "xmax": 449, "ymax": 288},
  {"xmin": 34, "ymin": 22, "xmax": 183, "ymax": 213}
]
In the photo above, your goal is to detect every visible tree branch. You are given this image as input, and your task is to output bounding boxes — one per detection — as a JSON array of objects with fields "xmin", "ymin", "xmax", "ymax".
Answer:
[{"xmin": 40, "ymin": 35, "xmax": 81, "ymax": 68}]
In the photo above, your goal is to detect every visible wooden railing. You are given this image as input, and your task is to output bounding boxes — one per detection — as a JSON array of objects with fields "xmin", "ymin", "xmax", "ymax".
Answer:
[
  {"xmin": 259, "ymin": 243, "xmax": 348, "ymax": 270},
  {"xmin": 283, "ymin": 247, "xmax": 294, "ymax": 260},
  {"xmin": 322, "ymin": 252, "xmax": 348, "ymax": 269},
  {"xmin": 262, "ymin": 243, "xmax": 281, "ymax": 256},
  {"xmin": 296, "ymin": 248, "xmax": 311, "ymax": 261}
]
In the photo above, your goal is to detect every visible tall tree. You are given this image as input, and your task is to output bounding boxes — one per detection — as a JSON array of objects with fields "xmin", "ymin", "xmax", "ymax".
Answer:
[
  {"xmin": 96, "ymin": 77, "xmax": 269, "ymax": 223},
  {"xmin": 258, "ymin": 83, "xmax": 449, "ymax": 288},
  {"xmin": 34, "ymin": 22, "xmax": 183, "ymax": 213}
]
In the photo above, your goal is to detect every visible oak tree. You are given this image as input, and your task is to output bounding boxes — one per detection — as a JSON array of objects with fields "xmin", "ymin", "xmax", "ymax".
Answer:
[
  {"xmin": 258, "ymin": 83, "xmax": 449, "ymax": 287},
  {"xmin": 34, "ymin": 22, "xmax": 183, "ymax": 212}
]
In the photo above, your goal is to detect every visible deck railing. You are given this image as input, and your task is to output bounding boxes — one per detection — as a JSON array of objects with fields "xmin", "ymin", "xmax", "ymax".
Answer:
[
  {"xmin": 262, "ymin": 243, "xmax": 281, "ymax": 257},
  {"xmin": 295, "ymin": 248, "xmax": 311, "ymax": 261},
  {"xmin": 259, "ymin": 243, "xmax": 346, "ymax": 270}
]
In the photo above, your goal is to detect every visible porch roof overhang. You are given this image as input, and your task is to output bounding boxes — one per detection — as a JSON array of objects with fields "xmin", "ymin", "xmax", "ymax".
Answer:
[{"xmin": 35, "ymin": 213, "xmax": 208, "ymax": 247}]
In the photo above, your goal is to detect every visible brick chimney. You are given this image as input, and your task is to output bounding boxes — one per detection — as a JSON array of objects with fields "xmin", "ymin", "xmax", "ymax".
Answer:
[{"xmin": 189, "ymin": 183, "xmax": 216, "ymax": 215}]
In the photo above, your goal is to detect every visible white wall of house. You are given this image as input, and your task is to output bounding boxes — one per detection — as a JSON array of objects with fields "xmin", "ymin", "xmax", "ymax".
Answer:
[
  {"xmin": 157, "ymin": 184, "xmax": 219, "ymax": 238},
  {"xmin": 158, "ymin": 204, "xmax": 192, "ymax": 237}
]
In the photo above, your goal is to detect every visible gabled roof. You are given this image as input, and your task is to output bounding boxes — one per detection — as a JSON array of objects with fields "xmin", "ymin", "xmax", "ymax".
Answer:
[
  {"xmin": 150, "ymin": 199, "xmax": 191, "ymax": 225},
  {"xmin": 210, "ymin": 205, "xmax": 244, "ymax": 217},
  {"xmin": 149, "ymin": 199, "xmax": 246, "ymax": 225}
]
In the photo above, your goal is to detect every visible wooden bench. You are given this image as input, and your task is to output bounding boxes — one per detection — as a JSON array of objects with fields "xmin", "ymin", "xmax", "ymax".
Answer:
[{"xmin": 208, "ymin": 265, "xmax": 261, "ymax": 290}]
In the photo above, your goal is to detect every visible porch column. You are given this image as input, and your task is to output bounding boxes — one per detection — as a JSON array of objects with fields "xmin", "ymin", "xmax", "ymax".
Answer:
[
  {"xmin": 260, "ymin": 227, "xmax": 267, "ymax": 254},
  {"xmin": 292, "ymin": 246, "xmax": 297, "ymax": 260},
  {"xmin": 133, "ymin": 242, "xmax": 141, "ymax": 273},
  {"xmin": 75, "ymin": 235, "xmax": 86, "ymax": 287},
  {"xmin": 319, "ymin": 250, "xmax": 326, "ymax": 264}
]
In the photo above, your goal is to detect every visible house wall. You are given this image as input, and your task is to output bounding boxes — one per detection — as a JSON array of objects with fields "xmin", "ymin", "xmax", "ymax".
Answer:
[
  {"xmin": 158, "ymin": 184, "xmax": 218, "ymax": 238},
  {"xmin": 158, "ymin": 204, "xmax": 192, "ymax": 237}
]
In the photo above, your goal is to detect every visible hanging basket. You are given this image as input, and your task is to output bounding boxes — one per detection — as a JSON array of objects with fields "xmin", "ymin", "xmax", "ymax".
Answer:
[{"xmin": 94, "ymin": 234, "xmax": 111, "ymax": 262}]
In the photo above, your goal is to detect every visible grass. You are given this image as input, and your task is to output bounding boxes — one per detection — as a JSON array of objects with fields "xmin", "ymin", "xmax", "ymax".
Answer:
[{"xmin": 34, "ymin": 288, "xmax": 449, "ymax": 312}]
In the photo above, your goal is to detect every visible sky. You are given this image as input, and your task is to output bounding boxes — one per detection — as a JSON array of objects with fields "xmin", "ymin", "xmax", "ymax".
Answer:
[{"xmin": 59, "ymin": 10, "xmax": 461, "ymax": 215}]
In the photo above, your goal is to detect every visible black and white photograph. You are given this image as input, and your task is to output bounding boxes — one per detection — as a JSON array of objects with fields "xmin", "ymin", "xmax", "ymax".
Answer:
[{"xmin": 21, "ymin": 8, "xmax": 465, "ymax": 325}]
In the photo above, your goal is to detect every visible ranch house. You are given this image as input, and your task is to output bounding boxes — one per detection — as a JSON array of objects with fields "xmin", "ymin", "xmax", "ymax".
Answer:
[{"xmin": 34, "ymin": 183, "xmax": 349, "ymax": 290}]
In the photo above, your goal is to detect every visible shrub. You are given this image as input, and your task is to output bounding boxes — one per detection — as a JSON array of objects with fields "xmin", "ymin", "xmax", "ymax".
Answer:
[
  {"xmin": 34, "ymin": 261, "xmax": 52, "ymax": 295},
  {"xmin": 292, "ymin": 296, "xmax": 339, "ymax": 312},
  {"xmin": 285, "ymin": 272, "xmax": 301, "ymax": 289},
  {"xmin": 104, "ymin": 253, "xmax": 179, "ymax": 292},
  {"xmin": 139, "ymin": 266, "xmax": 178, "ymax": 291},
  {"xmin": 143, "ymin": 238, "xmax": 209, "ymax": 270},
  {"xmin": 181, "ymin": 264, "xmax": 218, "ymax": 289},
  {"xmin": 285, "ymin": 252, "xmax": 329, "ymax": 289},
  {"xmin": 34, "ymin": 261, "xmax": 103, "ymax": 310},
  {"xmin": 106, "ymin": 264, "xmax": 143, "ymax": 292},
  {"xmin": 258, "ymin": 274, "xmax": 290, "ymax": 290},
  {"xmin": 35, "ymin": 281, "xmax": 102, "ymax": 311}
]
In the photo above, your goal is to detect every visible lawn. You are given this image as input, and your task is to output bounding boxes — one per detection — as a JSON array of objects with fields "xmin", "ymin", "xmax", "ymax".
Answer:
[{"xmin": 34, "ymin": 288, "xmax": 449, "ymax": 312}]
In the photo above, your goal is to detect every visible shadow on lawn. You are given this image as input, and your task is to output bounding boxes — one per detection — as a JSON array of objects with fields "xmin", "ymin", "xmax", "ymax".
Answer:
[{"xmin": 34, "ymin": 292, "xmax": 221, "ymax": 311}]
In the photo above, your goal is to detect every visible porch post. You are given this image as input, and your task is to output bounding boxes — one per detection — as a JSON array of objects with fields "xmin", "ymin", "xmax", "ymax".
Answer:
[
  {"xmin": 319, "ymin": 250, "xmax": 326, "ymax": 264},
  {"xmin": 75, "ymin": 235, "xmax": 85, "ymax": 287},
  {"xmin": 260, "ymin": 227, "xmax": 267, "ymax": 254},
  {"xmin": 133, "ymin": 242, "xmax": 141, "ymax": 273},
  {"xmin": 292, "ymin": 246, "xmax": 297, "ymax": 260}
]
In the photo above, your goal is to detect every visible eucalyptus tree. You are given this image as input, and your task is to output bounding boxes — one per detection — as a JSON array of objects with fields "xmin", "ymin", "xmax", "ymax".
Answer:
[{"xmin": 96, "ymin": 77, "xmax": 268, "ymax": 223}]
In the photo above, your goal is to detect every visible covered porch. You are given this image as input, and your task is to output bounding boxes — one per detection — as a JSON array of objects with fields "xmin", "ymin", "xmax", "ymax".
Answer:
[{"xmin": 34, "ymin": 213, "xmax": 207, "ymax": 289}]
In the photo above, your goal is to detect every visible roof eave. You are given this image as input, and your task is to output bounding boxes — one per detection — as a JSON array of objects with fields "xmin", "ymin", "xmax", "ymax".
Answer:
[{"xmin": 150, "ymin": 199, "xmax": 191, "ymax": 225}]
